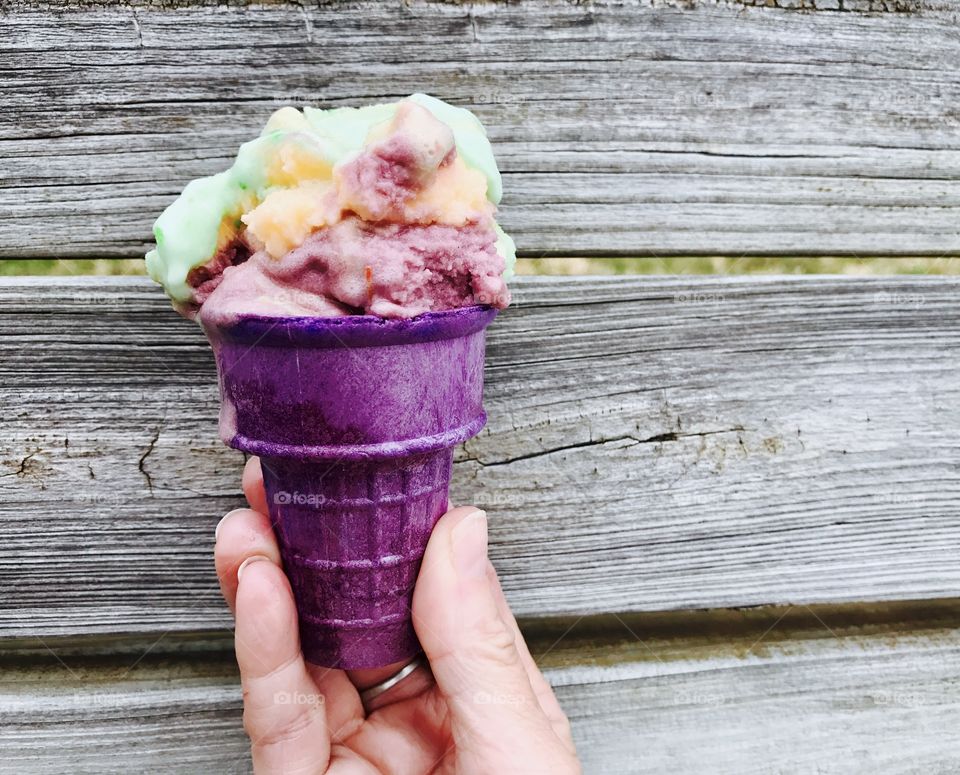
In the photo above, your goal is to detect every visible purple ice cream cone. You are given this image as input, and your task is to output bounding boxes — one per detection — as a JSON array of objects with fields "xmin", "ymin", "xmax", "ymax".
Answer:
[{"xmin": 203, "ymin": 305, "xmax": 497, "ymax": 668}]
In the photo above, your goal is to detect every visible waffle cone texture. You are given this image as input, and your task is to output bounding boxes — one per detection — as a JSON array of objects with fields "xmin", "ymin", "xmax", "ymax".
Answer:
[{"xmin": 204, "ymin": 306, "xmax": 496, "ymax": 668}]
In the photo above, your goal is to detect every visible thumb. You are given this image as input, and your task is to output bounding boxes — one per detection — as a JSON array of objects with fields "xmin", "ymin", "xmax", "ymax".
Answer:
[{"xmin": 412, "ymin": 507, "xmax": 570, "ymax": 771}]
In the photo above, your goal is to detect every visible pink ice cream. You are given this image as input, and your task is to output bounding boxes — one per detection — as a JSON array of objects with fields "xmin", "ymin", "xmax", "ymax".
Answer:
[{"xmin": 203, "ymin": 219, "xmax": 508, "ymax": 324}]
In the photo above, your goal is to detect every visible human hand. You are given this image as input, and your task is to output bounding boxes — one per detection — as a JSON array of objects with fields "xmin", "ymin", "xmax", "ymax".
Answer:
[{"xmin": 214, "ymin": 457, "xmax": 581, "ymax": 774}]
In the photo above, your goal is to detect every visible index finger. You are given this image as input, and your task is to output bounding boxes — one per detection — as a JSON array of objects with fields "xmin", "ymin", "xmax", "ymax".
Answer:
[
  {"xmin": 214, "ymin": 508, "xmax": 282, "ymax": 613},
  {"xmin": 242, "ymin": 456, "xmax": 270, "ymax": 515}
]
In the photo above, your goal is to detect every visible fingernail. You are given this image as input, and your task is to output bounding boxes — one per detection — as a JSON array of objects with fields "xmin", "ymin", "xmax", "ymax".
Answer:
[
  {"xmin": 452, "ymin": 509, "xmax": 488, "ymax": 580},
  {"xmin": 237, "ymin": 555, "xmax": 271, "ymax": 581},
  {"xmin": 216, "ymin": 508, "xmax": 247, "ymax": 540}
]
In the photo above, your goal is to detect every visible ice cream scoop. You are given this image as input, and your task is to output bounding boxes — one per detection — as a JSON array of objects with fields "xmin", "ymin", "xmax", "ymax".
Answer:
[{"xmin": 146, "ymin": 94, "xmax": 515, "ymax": 321}]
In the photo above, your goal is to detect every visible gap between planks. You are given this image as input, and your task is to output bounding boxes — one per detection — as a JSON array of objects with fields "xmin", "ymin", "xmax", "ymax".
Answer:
[{"xmin": 2, "ymin": 597, "xmax": 958, "ymax": 668}]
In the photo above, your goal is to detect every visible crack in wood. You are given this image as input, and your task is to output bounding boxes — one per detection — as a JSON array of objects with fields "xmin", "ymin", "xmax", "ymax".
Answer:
[
  {"xmin": 463, "ymin": 426, "xmax": 749, "ymax": 467},
  {"xmin": 727, "ymin": 0, "xmax": 926, "ymax": 11},
  {"xmin": 296, "ymin": 0, "xmax": 313, "ymax": 44},
  {"xmin": 0, "ymin": 450, "xmax": 38, "ymax": 480},
  {"xmin": 137, "ymin": 428, "xmax": 160, "ymax": 496},
  {"xmin": 130, "ymin": 7, "xmax": 143, "ymax": 49}
]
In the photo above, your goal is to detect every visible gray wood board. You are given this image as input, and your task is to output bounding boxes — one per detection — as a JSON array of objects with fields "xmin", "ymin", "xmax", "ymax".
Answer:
[
  {"xmin": 4, "ymin": 0, "xmax": 960, "ymax": 258},
  {"xmin": 3, "ymin": 621, "xmax": 960, "ymax": 774},
  {"xmin": 2, "ymin": 274, "xmax": 958, "ymax": 638}
]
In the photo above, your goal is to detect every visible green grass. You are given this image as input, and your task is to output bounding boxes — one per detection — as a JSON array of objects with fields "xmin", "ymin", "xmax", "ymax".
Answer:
[
  {"xmin": 515, "ymin": 257, "xmax": 960, "ymax": 276},
  {"xmin": 0, "ymin": 259, "xmax": 146, "ymax": 277},
  {"xmin": 4, "ymin": 256, "xmax": 960, "ymax": 277}
]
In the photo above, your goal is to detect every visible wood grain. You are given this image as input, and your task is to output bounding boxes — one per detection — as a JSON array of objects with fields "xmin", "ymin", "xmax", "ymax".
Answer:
[
  {"xmin": 4, "ymin": 0, "xmax": 960, "ymax": 258},
  {"xmin": 1, "ymin": 274, "xmax": 958, "ymax": 639},
  {"xmin": 561, "ymin": 630, "xmax": 960, "ymax": 774},
  {"xmin": 4, "ymin": 609, "xmax": 960, "ymax": 774}
]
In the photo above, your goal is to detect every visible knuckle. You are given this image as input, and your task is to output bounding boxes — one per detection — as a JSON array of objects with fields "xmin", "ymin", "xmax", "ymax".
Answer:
[
  {"xmin": 244, "ymin": 701, "xmax": 322, "ymax": 749},
  {"xmin": 469, "ymin": 613, "xmax": 521, "ymax": 667},
  {"xmin": 429, "ymin": 613, "xmax": 524, "ymax": 692},
  {"xmin": 248, "ymin": 652, "xmax": 302, "ymax": 685}
]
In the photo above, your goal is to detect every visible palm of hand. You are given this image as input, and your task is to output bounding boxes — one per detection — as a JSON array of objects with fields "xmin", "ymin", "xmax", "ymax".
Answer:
[{"xmin": 288, "ymin": 664, "xmax": 453, "ymax": 773}]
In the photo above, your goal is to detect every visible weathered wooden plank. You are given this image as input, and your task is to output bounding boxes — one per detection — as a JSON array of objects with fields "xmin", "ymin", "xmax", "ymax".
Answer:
[
  {"xmin": 4, "ymin": 0, "xmax": 960, "ymax": 257},
  {"xmin": 1, "ymin": 275, "xmax": 958, "ymax": 638},
  {"xmin": 3, "ymin": 606, "xmax": 959, "ymax": 774},
  {"xmin": 559, "ymin": 630, "xmax": 960, "ymax": 774}
]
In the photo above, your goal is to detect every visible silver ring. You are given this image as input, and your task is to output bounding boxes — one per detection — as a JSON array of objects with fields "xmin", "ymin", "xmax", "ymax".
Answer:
[{"xmin": 359, "ymin": 654, "xmax": 427, "ymax": 708}]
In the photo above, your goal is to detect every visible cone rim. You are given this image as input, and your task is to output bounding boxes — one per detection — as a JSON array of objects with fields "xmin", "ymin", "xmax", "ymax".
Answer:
[{"xmin": 205, "ymin": 304, "xmax": 498, "ymax": 349}]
